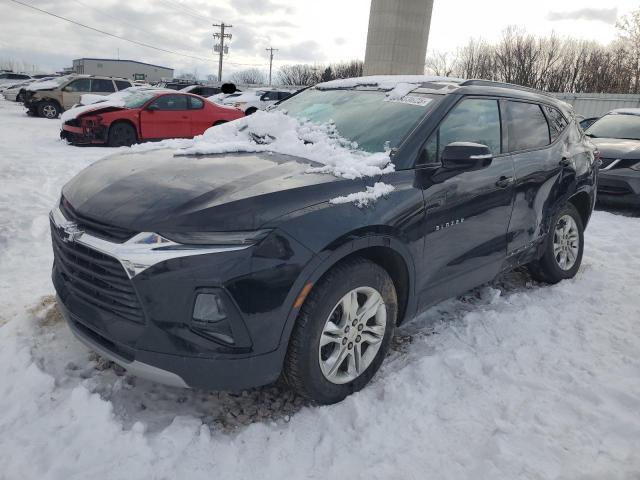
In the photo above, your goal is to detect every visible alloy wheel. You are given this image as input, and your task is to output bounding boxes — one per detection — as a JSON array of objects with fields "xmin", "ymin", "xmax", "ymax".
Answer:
[
  {"xmin": 318, "ymin": 286, "xmax": 387, "ymax": 384},
  {"xmin": 42, "ymin": 104, "xmax": 57, "ymax": 118},
  {"xmin": 553, "ymin": 214, "xmax": 580, "ymax": 270}
]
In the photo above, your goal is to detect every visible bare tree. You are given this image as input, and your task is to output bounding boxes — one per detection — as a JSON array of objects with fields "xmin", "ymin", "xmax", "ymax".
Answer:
[
  {"xmin": 278, "ymin": 64, "xmax": 320, "ymax": 86},
  {"xmin": 425, "ymin": 51, "xmax": 455, "ymax": 77},
  {"xmin": 231, "ymin": 68, "xmax": 266, "ymax": 85},
  {"xmin": 617, "ymin": 8, "xmax": 640, "ymax": 92}
]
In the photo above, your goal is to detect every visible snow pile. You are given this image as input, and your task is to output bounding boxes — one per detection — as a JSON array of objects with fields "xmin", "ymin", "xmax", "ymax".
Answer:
[
  {"xmin": 329, "ymin": 182, "xmax": 395, "ymax": 207},
  {"xmin": 172, "ymin": 110, "xmax": 394, "ymax": 180}
]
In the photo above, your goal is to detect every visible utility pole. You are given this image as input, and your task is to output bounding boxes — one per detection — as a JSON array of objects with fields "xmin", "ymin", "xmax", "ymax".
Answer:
[
  {"xmin": 213, "ymin": 22, "xmax": 232, "ymax": 82},
  {"xmin": 265, "ymin": 47, "xmax": 278, "ymax": 86}
]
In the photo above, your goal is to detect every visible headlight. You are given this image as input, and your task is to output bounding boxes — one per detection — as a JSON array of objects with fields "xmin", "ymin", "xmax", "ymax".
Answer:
[
  {"xmin": 159, "ymin": 229, "xmax": 271, "ymax": 246},
  {"xmin": 631, "ymin": 161, "xmax": 640, "ymax": 171}
]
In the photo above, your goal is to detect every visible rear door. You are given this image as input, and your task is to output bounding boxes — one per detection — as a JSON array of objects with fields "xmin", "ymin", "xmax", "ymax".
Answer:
[
  {"xmin": 416, "ymin": 97, "xmax": 516, "ymax": 307},
  {"xmin": 503, "ymin": 100, "xmax": 561, "ymax": 257},
  {"xmin": 90, "ymin": 78, "xmax": 116, "ymax": 97},
  {"xmin": 61, "ymin": 78, "xmax": 91, "ymax": 109},
  {"xmin": 139, "ymin": 94, "xmax": 191, "ymax": 139}
]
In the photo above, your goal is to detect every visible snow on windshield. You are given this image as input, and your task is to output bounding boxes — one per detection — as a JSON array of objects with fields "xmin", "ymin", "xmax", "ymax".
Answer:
[{"xmin": 26, "ymin": 75, "xmax": 71, "ymax": 91}]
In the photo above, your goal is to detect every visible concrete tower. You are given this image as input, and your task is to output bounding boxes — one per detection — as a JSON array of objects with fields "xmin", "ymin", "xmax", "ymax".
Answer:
[{"xmin": 363, "ymin": 0, "xmax": 434, "ymax": 75}]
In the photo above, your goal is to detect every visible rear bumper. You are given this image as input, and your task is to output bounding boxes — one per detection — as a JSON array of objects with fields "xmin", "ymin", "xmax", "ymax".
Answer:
[{"xmin": 598, "ymin": 168, "xmax": 640, "ymax": 208}]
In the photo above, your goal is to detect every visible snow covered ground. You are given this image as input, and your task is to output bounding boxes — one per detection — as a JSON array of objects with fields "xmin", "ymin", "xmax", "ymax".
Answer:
[{"xmin": 1, "ymin": 97, "xmax": 640, "ymax": 479}]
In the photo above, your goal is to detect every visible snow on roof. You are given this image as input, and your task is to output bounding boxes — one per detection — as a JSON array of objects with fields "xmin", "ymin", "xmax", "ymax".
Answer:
[
  {"xmin": 610, "ymin": 108, "xmax": 640, "ymax": 116},
  {"xmin": 316, "ymin": 75, "xmax": 464, "ymax": 91}
]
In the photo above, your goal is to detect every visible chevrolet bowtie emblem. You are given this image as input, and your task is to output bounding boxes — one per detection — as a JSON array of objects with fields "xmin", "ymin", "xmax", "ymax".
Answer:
[{"xmin": 60, "ymin": 222, "xmax": 84, "ymax": 243}]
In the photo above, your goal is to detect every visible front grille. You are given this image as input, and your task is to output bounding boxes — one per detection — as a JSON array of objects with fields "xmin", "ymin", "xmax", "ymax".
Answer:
[
  {"xmin": 60, "ymin": 197, "xmax": 136, "ymax": 243},
  {"xmin": 51, "ymin": 220, "xmax": 145, "ymax": 324},
  {"xmin": 64, "ymin": 118, "xmax": 80, "ymax": 127},
  {"xmin": 600, "ymin": 158, "xmax": 640, "ymax": 170},
  {"xmin": 600, "ymin": 158, "xmax": 617, "ymax": 169}
]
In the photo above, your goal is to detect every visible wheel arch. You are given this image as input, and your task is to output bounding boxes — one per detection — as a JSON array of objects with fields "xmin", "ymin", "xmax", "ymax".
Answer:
[
  {"xmin": 108, "ymin": 118, "xmax": 140, "ymax": 140},
  {"xmin": 274, "ymin": 231, "xmax": 418, "ymax": 368},
  {"xmin": 567, "ymin": 190, "xmax": 592, "ymax": 229}
]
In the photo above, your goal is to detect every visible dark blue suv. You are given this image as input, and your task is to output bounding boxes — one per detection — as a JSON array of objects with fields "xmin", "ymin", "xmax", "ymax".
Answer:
[{"xmin": 50, "ymin": 77, "xmax": 597, "ymax": 404}]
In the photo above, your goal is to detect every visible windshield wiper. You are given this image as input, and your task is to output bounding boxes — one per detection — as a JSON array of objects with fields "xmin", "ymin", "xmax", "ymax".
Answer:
[{"xmin": 584, "ymin": 132, "xmax": 597, "ymax": 138}]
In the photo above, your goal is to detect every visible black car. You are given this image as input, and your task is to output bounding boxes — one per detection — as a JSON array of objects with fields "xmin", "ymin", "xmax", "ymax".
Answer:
[
  {"xmin": 50, "ymin": 77, "xmax": 597, "ymax": 404},
  {"xmin": 585, "ymin": 109, "xmax": 640, "ymax": 207}
]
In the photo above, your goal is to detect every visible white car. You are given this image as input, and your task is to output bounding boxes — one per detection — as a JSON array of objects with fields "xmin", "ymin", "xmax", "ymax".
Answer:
[
  {"xmin": 222, "ymin": 89, "xmax": 295, "ymax": 114},
  {"xmin": 1, "ymin": 79, "xmax": 38, "ymax": 102},
  {"xmin": 0, "ymin": 72, "xmax": 32, "ymax": 90}
]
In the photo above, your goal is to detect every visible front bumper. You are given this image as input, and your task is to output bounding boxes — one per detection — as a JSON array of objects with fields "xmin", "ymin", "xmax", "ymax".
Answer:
[
  {"xmin": 50, "ymin": 205, "xmax": 314, "ymax": 390},
  {"xmin": 598, "ymin": 168, "xmax": 640, "ymax": 208},
  {"xmin": 60, "ymin": 123, "xmax": 107, "ymax": 145}
]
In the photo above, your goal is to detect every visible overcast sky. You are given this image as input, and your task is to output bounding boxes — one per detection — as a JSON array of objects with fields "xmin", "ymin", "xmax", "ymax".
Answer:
[{"xmin": 0, "ymin": 0, "xmax": 637, "ymax": 79}]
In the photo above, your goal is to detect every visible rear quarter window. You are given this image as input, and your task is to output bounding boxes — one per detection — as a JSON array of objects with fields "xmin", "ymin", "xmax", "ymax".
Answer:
[
  {"xmin": 542, "ymin": 105, "xmax": 568, "ymax": 141},
  {"xmin": 505, "ymin": 101, "xmax": 550, "ymax": 152}
]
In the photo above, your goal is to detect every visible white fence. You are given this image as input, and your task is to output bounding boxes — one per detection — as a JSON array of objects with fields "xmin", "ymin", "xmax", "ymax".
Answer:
[{"xmin": 550, "ymin": 93, "xmax": 640, "ymax": 118}]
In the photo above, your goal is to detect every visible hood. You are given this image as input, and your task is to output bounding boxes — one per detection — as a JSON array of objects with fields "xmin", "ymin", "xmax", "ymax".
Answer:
[
  {"xmin": 591, "ymin": 137, "xmax": 640, "ymax": 159},
  {"xmin": 60, "ymin": 102, "xmax": 126, "ymax": 123},
  {"xmin": 62, "ymin": 149, "xmax": 364, "ymax": 232}
]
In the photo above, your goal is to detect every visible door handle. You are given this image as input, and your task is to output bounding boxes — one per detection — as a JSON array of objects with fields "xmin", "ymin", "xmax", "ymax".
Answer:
[
  {"xmin": 425, "ymin": 197, "xmax": 445, "ymax": 212},
  {"xmin": 495, "ymin": 176, "xmax": 514, "ymax": 188}
]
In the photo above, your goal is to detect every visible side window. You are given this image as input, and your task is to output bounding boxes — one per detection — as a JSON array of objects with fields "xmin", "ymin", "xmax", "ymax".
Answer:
[
  {"xmin": 189, "ymin": 96, "xmax": 204, "ymax": 109},
  {"xmin": 149, "ymin": 94, "xmax": 188, "ymax": 110},
  {"xmin": 423, "ymin": 98, "xmax": 501, "ymax": 164},
  {"xmin": 115, "ymin": 80, "xmax": 132, "ymax": 91},
  {"xmin": 542, "ymin": 105, "xmax": 568, "ymax": 141},
  {"xmin": 505, "ymin": 101, "xmax": 550, "ymax": 151},
  {"xmin": 91, "ymin": 79, "xmax": 116, "ymax": 92},
  {"xmin": 65, "ymin": 78, "xmax": 91, "ymax": 92}
]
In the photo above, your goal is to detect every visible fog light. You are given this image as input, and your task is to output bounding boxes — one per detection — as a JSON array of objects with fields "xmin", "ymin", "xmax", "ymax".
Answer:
[{"xmin": 192, "ymin": 293, "xmax": 234, "ymax": 344}]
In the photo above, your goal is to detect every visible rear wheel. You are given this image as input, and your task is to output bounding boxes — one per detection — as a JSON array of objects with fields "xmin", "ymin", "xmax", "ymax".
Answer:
[
  {"xmin": 37, "ymin": 101, "xmax": 60, "ymax": 119},
  {"xmin": 212, "ymin": 120, "xmax": 227, "ymax": 127},
  {"xmin": 107, "ymin": 122, "xmax": 137, "ymax": 147},
  {"xmin": 284, "ymin": 258, "xmax": 397, "ymax": 404},
  {"xmin": 245, "ymin": 107, "xmax": 258, "ymax": 115},
  {"xmin": 529, "ymin": 203, "xmax": 584, "ymax": 284},
  {"xmin": 16, "ymin": 91, "xmax": 25, "ymax": 102}
]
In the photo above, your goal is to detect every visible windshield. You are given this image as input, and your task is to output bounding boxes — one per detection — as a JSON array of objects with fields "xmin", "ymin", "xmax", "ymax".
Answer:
[
  {"xmin": 586, "ymin": 113, "xmax": 640, "ymax": 140},
  {"xmin": 122, "ymin": 90, "xmax": 162, "ymax": 108},
  {"xmin": 277, "ymin": 88, "xmax": 435, "ymax": 153}
]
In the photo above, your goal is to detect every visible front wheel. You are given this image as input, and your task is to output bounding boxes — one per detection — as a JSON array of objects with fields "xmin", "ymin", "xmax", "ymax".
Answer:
[
  {"xmin": 107, "ymin": 122, "xmax": 137, "ymax": 147},
  {"xmin": 529, "ymin": 203, "xmax": 584, "ymax": 284},
  {"xmin": 284, "ymin": 258, "xmax": 397, "ymax": 404},
  {"xmin": 37, "ymin": 101, "xmax": 60, "ymax": 119}
]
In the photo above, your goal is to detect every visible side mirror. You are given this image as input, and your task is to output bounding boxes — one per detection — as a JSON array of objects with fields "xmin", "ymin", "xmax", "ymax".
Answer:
[
  {"xmin": 441, "ymin": 142, "xmax": 493, "ymax": 170},
  {"xmin": 146, "ymin": 103, "xmax": 159, "ymax": 111}
]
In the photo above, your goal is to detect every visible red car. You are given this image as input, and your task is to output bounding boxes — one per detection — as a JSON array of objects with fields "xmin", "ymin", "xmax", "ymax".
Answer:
[{"xmin": 60, "ymin": 89, "xmax": 244, "ymax": 147}]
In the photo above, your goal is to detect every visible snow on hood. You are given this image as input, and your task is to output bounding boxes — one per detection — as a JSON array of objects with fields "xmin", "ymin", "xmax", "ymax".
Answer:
[
  {"xmin": 316, "ymin": 75, "xmax": 464, "ymax": 91},
  {"xmin": 60, "ymin": 87, "xmax": 171, "ymax": 122},
  {"xmin": 610, "ymin": 108, "xmax": 640, "ymax": 116},
  {"xmin": 167, "ymin": 110, "xmax": 394, "ymax": 180},
  {"xmin": 26, "ymin": 76, "xmax": 70, "ymax": 91}
]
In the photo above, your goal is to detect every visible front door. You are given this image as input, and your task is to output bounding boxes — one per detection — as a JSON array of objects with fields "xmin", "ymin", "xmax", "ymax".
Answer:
[
  {"xmin": 416, "ymin": 97, "xmax": 515, "ymax": 308},
  {"xmin": 61, "ymin": 78, "xmax": 91, "ymax": 109},
  {"xmin": 140, "ymin": 94, "xmax": 191, "ymax": 139}
]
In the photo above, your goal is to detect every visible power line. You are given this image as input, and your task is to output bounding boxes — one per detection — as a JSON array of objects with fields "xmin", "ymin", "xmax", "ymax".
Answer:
[
  {"xmin": 8, "ymin": 0, "xmax": 271, "ymax": 70},
  {"xmin": 8, "ymin": 0, "xmax": 212, "ymax": 62},
  {"xmin": 156, "ymin": 0, "xmax": 215, "ymax": 25}
]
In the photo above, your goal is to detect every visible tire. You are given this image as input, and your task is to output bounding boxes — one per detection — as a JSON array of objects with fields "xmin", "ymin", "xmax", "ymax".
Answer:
[
  {"xmin": 212, "ymin": 120, "xmax": 227, "ymax": 127},
  {"xmin": 16, "ymin": 91, "xmax": 24, "ymax": 103},
  {"xmin": 37, "ymin": 101, "xmax": 61, "ymax": 119},
  {"xmin": 529, "ymin": 203, "xmax": 584, "ymax": 284},
  {"xmin": 245, "ymin": 107, "xmax": 258, "ymax": 115},
  {"xmin": 107, "ymin": 122, "xmax": 137, "ymax": 147},
  {"xmin": 284, "ymin": 257, "xmax": 397, "ymax": 404}
]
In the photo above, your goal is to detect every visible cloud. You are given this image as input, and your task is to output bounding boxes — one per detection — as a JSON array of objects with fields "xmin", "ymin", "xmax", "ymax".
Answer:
[{"xmin": 546, "ymin": 8, "xmax": 618, "ymax": 24}]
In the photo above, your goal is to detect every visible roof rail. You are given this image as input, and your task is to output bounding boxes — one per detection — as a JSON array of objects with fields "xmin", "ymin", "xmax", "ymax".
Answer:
[{"xmin": 461, "ymin": 79, "xmax": 552, "ymax": 97}]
